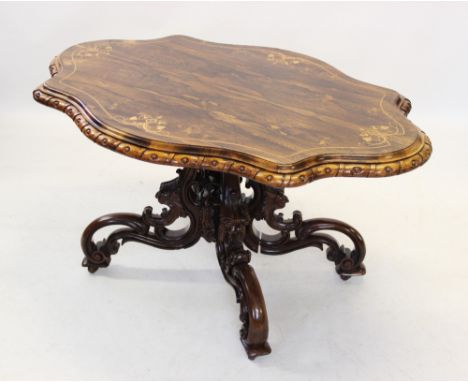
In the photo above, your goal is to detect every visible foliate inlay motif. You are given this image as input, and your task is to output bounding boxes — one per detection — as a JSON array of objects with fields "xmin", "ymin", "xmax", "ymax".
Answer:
[
  {"xmin": 360, "ymin": 124, "xmax": 405, "ymax": 147},
  {"xmin": 267, "ymin": 52, "xmax": 303, "ymax": 66},
  {"xmin": 34, "ymin": 36, "xmax": 432, "ymax": 188},
  {"xmin": 120, "ymin": 113, "xmax": 167, "ymax": 133},
  {"xmin": 33, "ymin": 36, "xmax": 433, "ymax": 360},
  {"xmin": 75, "ymin": 43, "xmax": 112, "ymax": 60},
  {"xmin": 32, "ymin": 86, "xmax": 432, "ymax": 188}
]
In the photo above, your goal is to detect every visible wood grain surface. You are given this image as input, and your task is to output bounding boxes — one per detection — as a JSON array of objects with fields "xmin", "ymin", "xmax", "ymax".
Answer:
[{"xmin": 33, "ymin": 35, "xmax": 431, "ymax": 187}]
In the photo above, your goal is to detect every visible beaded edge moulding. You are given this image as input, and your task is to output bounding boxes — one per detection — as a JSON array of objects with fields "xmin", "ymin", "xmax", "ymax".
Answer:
[{"xmin": 33, "ymin": 39, "xmax": 432, "ymax": 188}]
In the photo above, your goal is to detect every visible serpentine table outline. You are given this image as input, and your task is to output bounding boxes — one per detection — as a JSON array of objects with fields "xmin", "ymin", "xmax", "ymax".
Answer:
[
  {"xmin": 34, "ymin": 37, "xmax": 431, "ymax": 188},
  {"xmin": 33, "ymin": 36, "xmax": 432, "ymax": 359}
]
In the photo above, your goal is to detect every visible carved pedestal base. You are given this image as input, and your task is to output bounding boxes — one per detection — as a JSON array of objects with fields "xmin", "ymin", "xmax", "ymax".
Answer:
[{"xmin": 81, "ymin": 169, "xmax": 366, "ymax": 359}]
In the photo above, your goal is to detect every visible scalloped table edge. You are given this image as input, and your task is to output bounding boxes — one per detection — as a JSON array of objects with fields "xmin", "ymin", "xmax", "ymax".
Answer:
[{"xmin": 33, "ymin": 84, "xmax": 432, "ymax": 188}]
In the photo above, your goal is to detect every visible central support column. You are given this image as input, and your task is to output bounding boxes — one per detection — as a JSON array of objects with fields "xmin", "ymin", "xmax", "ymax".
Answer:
[
  {"xmin": 215, "ymin": 172, "xmax": 271, "ymax": 359},
  {"xmin": 80, "ymin": 168, "xmax": 366, "ymax": 359}
]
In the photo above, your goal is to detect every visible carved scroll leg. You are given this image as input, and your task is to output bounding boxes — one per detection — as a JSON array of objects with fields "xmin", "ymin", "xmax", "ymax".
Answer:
[
  {"xmin": 81, "ymin": 213, "xmax": 147, "ymax": 273},
  {"xmin": 81, "ymin": 169, "xmax": 204, "ymax": 273},
  {"xmin": 217, "ymin": 246, "xmax": 271, "ymax": 359},
  {"xmin": 217, "ymin": 173, "xmax": 271, "ymax": 359},
  {"xmin": 244, "ymin": 181, "xmax": 366, "ymax": 281},
  {"xmin": 297, "ymin": 218, "xmax": 366, "ymax": 281},
  {"xmin": 232, "ymin": 264, "xmax": 271, "ymax": 359}
]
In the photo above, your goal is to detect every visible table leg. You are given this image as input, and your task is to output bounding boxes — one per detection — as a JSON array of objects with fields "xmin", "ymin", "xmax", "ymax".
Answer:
[
  {"xmin": 79, "ymin": 169, "xmax": 365, "ymax": 359},
  {"xmin": 80, "ymin": 169, "xmax": 271, "ymax": 359},
  {"xmin": 81, "ymin": 169, "xmax": 206, "ymax": 272},
  {"xmin": 216, "ymin": 172, "xmax": 271, "ymax": 359},
  {"xmin": 244, "ymin": 180, "xmax": 366, "ymax": 280}
]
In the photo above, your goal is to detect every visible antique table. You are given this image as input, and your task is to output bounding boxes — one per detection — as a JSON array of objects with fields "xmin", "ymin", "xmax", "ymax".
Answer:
[{"xmin": 33, "ymin": 35, "xmax": 432, "ymax": 359}]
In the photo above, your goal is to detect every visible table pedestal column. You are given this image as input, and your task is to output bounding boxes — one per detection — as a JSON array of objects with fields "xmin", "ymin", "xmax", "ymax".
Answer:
[{"xmin": 81, "ymin": 168, "xmax": 366, "ymax": 359}]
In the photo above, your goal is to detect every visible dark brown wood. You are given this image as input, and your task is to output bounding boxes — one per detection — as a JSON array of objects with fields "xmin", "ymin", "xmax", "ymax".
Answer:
[
  {"xmin": 81, "ymin": 168, "xmax": 210, "ymax": 272},
  {"xmin": 216, "ymin": 172, "xmax": 270, "ymax": 359},
  {"xmin": 34, "ymin": 36, "xmax": 432, "ymax": 359},
  {"xmin": 33, "ymin": 35, "xmax": 431, "ymax": 187},
  {"xmin": 81, "ymin": 169, "xmax": 221, "ymax": 270},
  {"xmin": 243, "ymin": 181, "xmax": 365, "ymax": 280},
  {"xmin": 81, "ymin": 168, "xmax": 365, "ymax": 358}
]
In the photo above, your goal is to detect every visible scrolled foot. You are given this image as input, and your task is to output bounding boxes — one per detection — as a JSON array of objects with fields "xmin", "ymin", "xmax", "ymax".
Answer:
[
  {"xmin": 244, "ymin": 182, "xmax": 367, "ymax": 280},
  {"xmin": 327, "ymin": 245, "xmax": 366, "ymax": 281},
  {"xmin": 80, "ymin": 169, "xmax": 214, "ymax": 273},
  {"xmin": 80, "ymin": 213, "xmax": 144, "ymax": 273},
  {"xmin": 82, "ymin": 259, "xmax": 99, "ymax": 274},
  {"xmin": 81, "ymin": 238, "xmax": 118, "ymax": 273},
  {"xmin": 217, "ymin": 173, "xmax": 271, "ymax": 359},
  {"xmin": 243, "ymin": 341, "xmax": 272, "ymax": 360},
  {"xmin": 232, "ymin": 264, "xmax": 271, "ymax": 360}
]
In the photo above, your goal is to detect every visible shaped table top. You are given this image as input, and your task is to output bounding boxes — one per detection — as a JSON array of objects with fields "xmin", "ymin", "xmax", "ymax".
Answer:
[{"xmin": 33, "ymin": 35, "xmax": 431, "ymax": 187}]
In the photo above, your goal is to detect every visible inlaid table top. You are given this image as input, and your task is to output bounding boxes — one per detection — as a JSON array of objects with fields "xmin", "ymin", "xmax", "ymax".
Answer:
[{"xmin": 33, "ymin": 35, "xmax": 431, "ymax": 187}]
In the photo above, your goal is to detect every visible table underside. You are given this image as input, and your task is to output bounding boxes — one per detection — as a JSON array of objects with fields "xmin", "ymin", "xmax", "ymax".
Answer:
[{"xmin": 81, "ymin": 168, "xmax": 366, "ymax": 359}]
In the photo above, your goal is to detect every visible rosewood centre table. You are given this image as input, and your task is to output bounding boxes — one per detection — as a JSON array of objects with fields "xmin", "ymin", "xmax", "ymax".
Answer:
[{"xmin": 33, "ymin": 35, "xmax": 432, "ymax": 359}]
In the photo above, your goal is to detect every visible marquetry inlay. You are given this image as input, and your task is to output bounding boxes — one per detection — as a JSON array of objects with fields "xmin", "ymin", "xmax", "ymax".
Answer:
[{"xmin": 34, "ymin": 35, "xmax": 431, "ymax": 187}]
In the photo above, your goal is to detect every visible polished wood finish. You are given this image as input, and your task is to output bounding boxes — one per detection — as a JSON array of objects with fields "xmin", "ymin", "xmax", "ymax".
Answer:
[
  {"xmin": 244, "ymin": 180, "xmax": 366, "ymax": 280},
  {"xmin": 33, "ymin": 35, "xmax": 431, "ymax": 187},
  {"xmin": 216, "ymin": 172, "xmax": 271, "ymax": 358},
  {"xmin": 34, "ymin": 36, "xmax": 432, "ymax": 359},
  {"xmin": 81, "ymin": 169, "xmax": 365, "ymax": 358}
]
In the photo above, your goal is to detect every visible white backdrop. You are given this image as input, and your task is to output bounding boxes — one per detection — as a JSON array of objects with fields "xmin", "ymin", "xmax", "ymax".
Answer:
[{"xmin": 1, "ymin": 2, "xmax": 467, "ymax": 380}]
